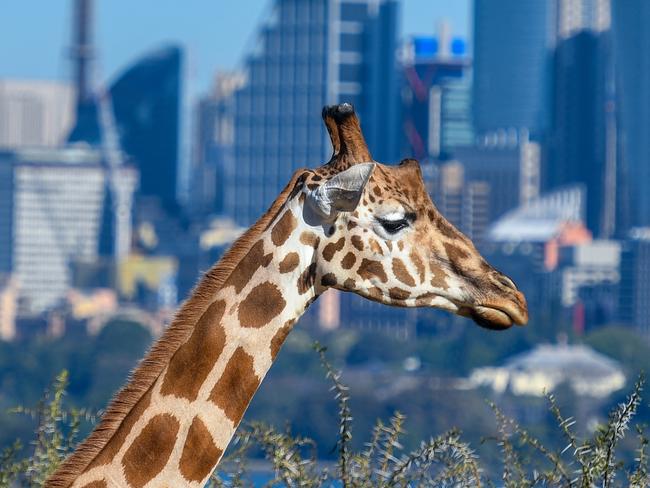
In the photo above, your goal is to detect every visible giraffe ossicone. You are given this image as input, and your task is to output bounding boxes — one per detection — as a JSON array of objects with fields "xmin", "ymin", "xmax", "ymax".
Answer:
[{"xmin": 47, "ymin": 103, "xmax": 528, "ymax": 488}]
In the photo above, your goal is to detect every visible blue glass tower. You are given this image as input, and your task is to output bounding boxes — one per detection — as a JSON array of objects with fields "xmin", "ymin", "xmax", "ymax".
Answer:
[
  {"xmin": 613, "ymin": 0, "xmax": 650, "ymax": 227},
  {"xmin": 473, "ymin": 0, "xmax": 556, "ymax": 136},
  {"xmin": 110, "ymin": 45, "xmax": 183, "ymax": 211},
  {"xmin": 227, "ymin": 0, "xmax": 399, "ymax": 226}
]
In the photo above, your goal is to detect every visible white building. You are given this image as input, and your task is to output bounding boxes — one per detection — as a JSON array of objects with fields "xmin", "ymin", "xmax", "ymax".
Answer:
[
  {"xmin": 0, "ymin": 147, "xmax": 136, "ymax": 314},
  {"xmin": 0, "ymin": 79, "xmax": 74, "ymax": 149}
]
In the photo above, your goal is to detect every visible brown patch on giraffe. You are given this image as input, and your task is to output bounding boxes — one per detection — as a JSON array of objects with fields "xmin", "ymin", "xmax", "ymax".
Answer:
[
  {"xmin": 347, "ymin": 221, "xmax": 357, "ymax": 230},
  {"xmin": 323, "ymin": 237, "xmax": 345, "ymax": 261},
  {"xmin": 300, "ymin": 231, "xmax": 320, "ymax": 249},
  {"xmin": 389, "ymin": 287, "xmax": 411, "ymax": 301},
  {"xmin": 321, "ymin": 273, "xmax": 337, "ymax": 287},
  {"xmin": 430, "ymin": 267, "xmax": 449, "ymax": 290},
  {"xmin": 271, "ymin": 210, "xmax": 297, "ymax": 246},
  {"xmin": 397, "ymin": 240, "xmax": 404, "ymax": 251},
  {"xmin": 279, "ymin": 252, "xmax": 300, "ymax": 273},
  {"xmin": 367, "ymin": 286, "xmax": 383, "ymax": 300},
  {"xmin": 444, "ymin": 242, "xmax": 470, "ymax": 262},
  {"xmin": 88, "ymin": 386, "xmax": 154, "ymax": 469},
  {"xmin": 392, "ymin": 258, "xmax": 416, "ymax": 287},
  {"xmin": 224, "ymin": 240, "xmax": 273, "ymax": 293},
  {"xmin": 386, "ymin": 240, "xmax": 393, "ymax": 251},
  {"xmin": 307, "ymin": 183, "xmax": 319, "ymax": 191},
  {"xmin": 80, "ymin": 481, "xmax": 107, "ymax": 488},
  {"xmin": 410, "ymin": 250, "xmax": 426, "ymax": 283},
  {"xmin": 297, "ymin": 262, "xmax": 317, "ymax": 294},
  {"xmin": 209, "ymin": 347, "xmax": 260, "ymax": 424},
  {"xmin": 271, "ymin": 320, "xmax": 294, "ymax": 360},
  {"xmin": 351, "ymin": 235, "xmax": 364, "ymax": 251},
  {"xmin": 369, "ymin": 238, "xmax": 383, "ymax": 255},
  {"xmin": 121, "ymin": 413, "xmax": 180, "ymax": 488},
  {"xmin": 343, "ymin": 278, "xmax": 356, "ymax": 289},
  {"xmin": 160, "ymin": 300, "xmax": 227, "ymax": 400},
  {"xmin": 437, "ymin": 218, "xmax": 461, "ymax": 239},
  {"xmin": 341, "ymin": 252, "xmax": 356, "ymax": 269},
  {"xmin": 179, "ymin": 416, "xmax": 223, "ymax": 483},
  {"xmin": 299, "ymin": 192, "xmax": 306, "ymax": 205},
  {"xmin": 373, "ymin": 186, "xmax": 382, "ymax": 196},
  {"xmin": 358, "ymin": 259, "xmax": 388, "ymax": 283},
  {"xmin": 238, "ymin": 282, "xmax": 286, "ymax": 328}
]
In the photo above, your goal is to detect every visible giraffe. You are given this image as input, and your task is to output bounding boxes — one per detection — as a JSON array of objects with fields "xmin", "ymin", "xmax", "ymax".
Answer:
[{"xmin": 47, "ymin": 103, "xmax": 527, "ymax": 488}]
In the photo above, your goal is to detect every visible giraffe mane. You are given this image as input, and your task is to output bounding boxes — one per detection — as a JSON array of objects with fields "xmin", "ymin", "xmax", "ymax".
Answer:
[{"xmin": 46, "ymin": 168, "xmax": 309, "ymax": 488}]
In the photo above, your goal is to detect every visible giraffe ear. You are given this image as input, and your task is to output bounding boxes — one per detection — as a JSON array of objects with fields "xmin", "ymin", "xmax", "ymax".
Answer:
[{"xmin": 307, "ymin": 162, "xmax": 375, "ymax": 218}]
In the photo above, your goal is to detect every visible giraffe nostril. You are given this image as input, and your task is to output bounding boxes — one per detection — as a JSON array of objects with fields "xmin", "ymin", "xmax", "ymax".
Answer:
[{"xmin": 497, "ymin": 275, "xmax": 518, "ymax": 291}]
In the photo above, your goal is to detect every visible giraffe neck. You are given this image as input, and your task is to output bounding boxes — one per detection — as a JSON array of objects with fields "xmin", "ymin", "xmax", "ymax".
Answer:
[{"xmin": 70, "ymin": 200, "xmax": 321, "ymax": 488}]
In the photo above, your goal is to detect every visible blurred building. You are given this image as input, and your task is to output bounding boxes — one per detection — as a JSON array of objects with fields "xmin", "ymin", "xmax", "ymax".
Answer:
[
  {"xmin": 0, "ymin": 147, "xmax": 137, "ymax": 315},
  {"xmin": 109, "ymin": 45, "xmax": 184, "ymax": 212},
  {"xmin": 0, "ymin": 80, "xmax": 74, "ymax": 149},
  {"xmin": 435, "ymin": 135, "xmax": 540, "ymax": 243},
  {"xmin": 612, "ymin": 1, "xmax": 650, "ymax": 227},
  {"xmin": 228, "ymin": 0, "xmax": 400, "ymax": 226},
  {"xmin": 468, "ymin": 343, "xmax": 624, "ymax": 398},
  {"xmin": 473, "ymin": 0, "xmax": 557, "ymax": 137},
  {"xmin": 400, "ymin": 29, "xmax": 473, "ymax": 161},
  {"xmin": 547, "ymin": 31, "xmax": 615, "ymax": 238},
  {"xmin": 619, "ymin": 228, "xmax": 650, "ymax": 337},
  {"xmin": 555, "ymin": 240, "xmax": 620, "ymax": 331},
  {"xmin": 484, "ymin": 186, "xmax": 591, "ymax": 311},
  {"xmin": 0, "ymin": 275, "xmax": 17, "ymax": 341},
  {"xmin": 192, "ymin": 72, "xmax": 246, "ymax": 216}
]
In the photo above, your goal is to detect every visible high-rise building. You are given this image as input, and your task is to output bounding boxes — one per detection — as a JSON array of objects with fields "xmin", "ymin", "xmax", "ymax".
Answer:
[
  {"xmin": 110, "ymin": 45, "xmax": 184, "ymax": 211},
  {"xmin": 0, "ymin": 80, "xmax": 74, "ymax": 149},
  {"xmin": 0, "ymin": 147, "xmax": 137, "ymax": 315},
  {"xmin": 619, "ymin": 228, "xmax": 650, "ymax": 337},
  {"xmin": 437, "ymin": 135, "xmax": 541, "ymax": 243},
  {"xmin": 473, "ymin": 0, "xmax": 557, "ymax": 136},
  {"xmin": 227, "ymin": 0, "xmax": 399, "ymax": 226},
  {"xmin": 401, "ymin": 32, "xmax": 473, "ymax": 161},
  {"xmin": 546, "ymin": 0, "xmax": 616, "ymax": 238},
  {"xmin": 612, "ymin": 1, "xmax": 650, "ymax": 227},
  {"xmin": 192, "ymin": 72, "xmax": 245, "ymax": 216}
]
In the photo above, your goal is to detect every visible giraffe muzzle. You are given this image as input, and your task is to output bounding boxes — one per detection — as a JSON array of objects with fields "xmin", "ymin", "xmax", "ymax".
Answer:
[{"xmin": 467, "ymin": 292, "xmax": 529, "ymax": 330}]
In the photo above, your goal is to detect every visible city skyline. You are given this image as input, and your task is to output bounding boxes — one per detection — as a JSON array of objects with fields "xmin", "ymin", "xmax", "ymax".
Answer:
[{"xmin": 2, "ymin": 0, "xmax": 470, "ymax": 98}]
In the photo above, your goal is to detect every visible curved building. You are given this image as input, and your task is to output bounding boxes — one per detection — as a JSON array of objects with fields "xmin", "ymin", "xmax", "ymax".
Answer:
[{"xmin": 109, "ymin": 45, "xmax": 183, "ymax": 210}]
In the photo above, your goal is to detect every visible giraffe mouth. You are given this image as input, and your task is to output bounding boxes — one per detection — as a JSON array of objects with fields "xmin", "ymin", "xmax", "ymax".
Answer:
[{"xmin": 465, "ymin": 302, "xmax": 528, "ymax": 331}]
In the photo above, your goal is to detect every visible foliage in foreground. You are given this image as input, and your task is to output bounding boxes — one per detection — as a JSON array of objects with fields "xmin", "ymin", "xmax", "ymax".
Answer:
[{"xmin": 1, "ymin": 345, "xmax": 649, "ymax": 487}]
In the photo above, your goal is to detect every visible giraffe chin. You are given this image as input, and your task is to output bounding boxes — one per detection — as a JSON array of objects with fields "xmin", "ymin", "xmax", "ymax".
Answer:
[{"xmin": 469, "ymin": 306, "xmax": 515, "ymax": 331}]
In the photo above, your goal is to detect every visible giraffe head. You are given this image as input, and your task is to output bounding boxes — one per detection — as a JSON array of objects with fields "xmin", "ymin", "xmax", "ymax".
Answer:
[{"xmin": 299, "ymin": 104, "xmax": 528, "ymax": 330}]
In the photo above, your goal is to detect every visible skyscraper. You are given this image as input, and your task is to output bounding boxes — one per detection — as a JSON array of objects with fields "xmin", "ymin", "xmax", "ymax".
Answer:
[
  {"xmin": 612, "ymin": 1, "xmax": 650, "ymax": 227},
  {"xmin": 401, "ymin": 32, "xmax": 473, "ymax": 161},
  {"xmin": 227, "ymin": 0, "xmax": 399, "ymax": 226},
  {"xmin": 0, "ymin": 148, "xmax": 109, "ymax": 314},
  {"xmin": 473, "ymin": 0, "xmax": 557, "ymax": 136},
  {"xmin": 547, "ymin": 30, "xmax": 614, "ymax": 237},
  {"xmin": 109, "ymin": 45, "xmax": 183, "ymax": 211}
]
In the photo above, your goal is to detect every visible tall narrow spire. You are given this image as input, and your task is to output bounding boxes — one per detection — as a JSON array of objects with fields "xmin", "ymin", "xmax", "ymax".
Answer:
[
  {"xmin": 68, "ymin": 0, "xmax": 101, "ymax": 145},
  {"xmin": 71, "ymin": 0, "xmax": 94, "ymax": 107}
]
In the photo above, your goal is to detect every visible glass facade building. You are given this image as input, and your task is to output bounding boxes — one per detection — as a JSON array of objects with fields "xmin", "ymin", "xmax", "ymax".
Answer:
[
  {"xmin": 473, "ymin": 0, "xmax": 557, "ymax": 136},
  {"xmin": 227, "ymin": 0, "xmax": 399, "ymax": 226},
  {"xmin": 613, "ymin": 0, "xmax": 650, "ymax": 227}
]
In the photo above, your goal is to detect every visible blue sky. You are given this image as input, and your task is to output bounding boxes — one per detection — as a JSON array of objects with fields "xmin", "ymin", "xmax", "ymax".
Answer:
[{"xmin": 2, "ymin": 1, "xmax": 469, "ymax": 97}]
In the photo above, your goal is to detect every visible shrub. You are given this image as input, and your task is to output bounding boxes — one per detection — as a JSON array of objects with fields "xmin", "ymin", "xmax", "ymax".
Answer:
[{"xmin": 1, "ymin": 346, "xmax": 648, "ymax": 487}]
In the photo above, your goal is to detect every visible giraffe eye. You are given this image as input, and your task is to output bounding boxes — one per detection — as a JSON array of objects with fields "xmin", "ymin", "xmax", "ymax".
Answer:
[{"xmin": 377, "ymin": 217, "xmax": 409, "ymax": 234}]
